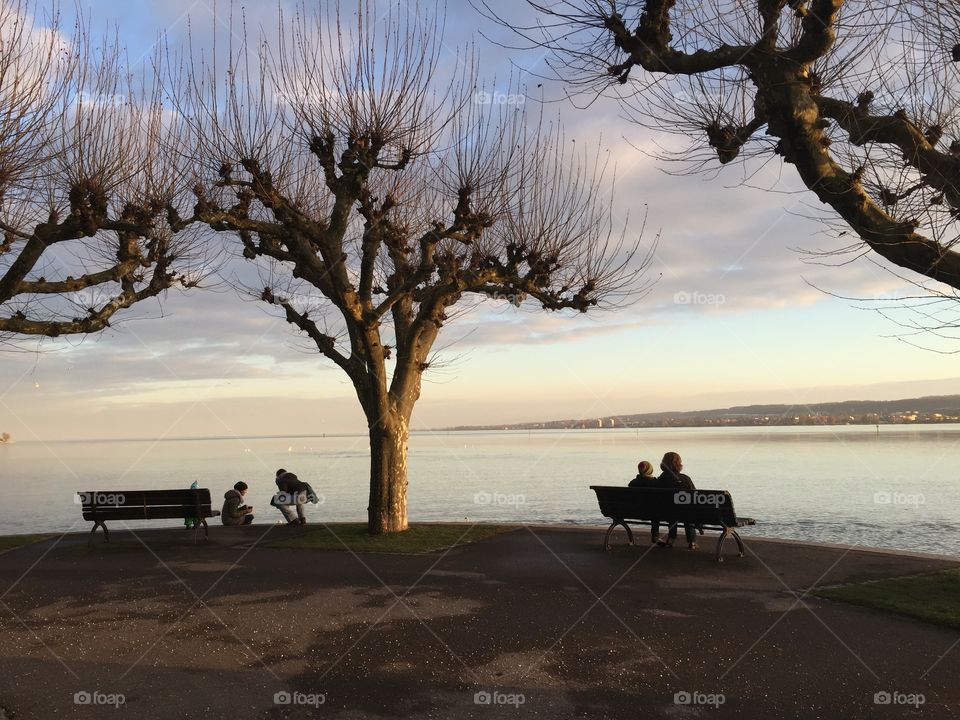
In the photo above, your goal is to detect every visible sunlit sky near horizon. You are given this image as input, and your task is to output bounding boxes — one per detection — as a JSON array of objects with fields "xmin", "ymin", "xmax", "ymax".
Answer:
[{"xmin": 3, "ymin": 0, "xmax": 960, "ymax": 442}]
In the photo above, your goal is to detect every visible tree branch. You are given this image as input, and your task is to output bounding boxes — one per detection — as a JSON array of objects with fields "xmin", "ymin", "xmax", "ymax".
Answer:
[
  {"xmin": 605, "ymin": 5, "xmax": 753, "ymax": 80},
  {"xmin": 815, "ymin": 95, "xmax": 960, "ymax": 212},
  {"xmin": 260, "ymin": 287, "xmax": 361, "ymax": 381},
  {"xmin": 785, "ymin": 0, "xmax": 843, "ymax": 64}
]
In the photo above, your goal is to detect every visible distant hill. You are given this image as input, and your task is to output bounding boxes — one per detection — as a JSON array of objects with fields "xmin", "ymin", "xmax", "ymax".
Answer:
[{"xmin": 442, "ymin": 394, "xmax": 960, "ymax": 431}]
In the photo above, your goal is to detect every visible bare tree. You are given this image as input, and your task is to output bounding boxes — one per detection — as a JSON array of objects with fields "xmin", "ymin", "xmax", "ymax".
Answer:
[
  {"xmin": 0, "ymin": 1, "xmax": 201, "ymax": 343},
  {"xmin": 176, "ymin": 2, "xmax": 649, "ymax": 533},
  {"xmin": 482, "ymin": 0, "xmax": 960, "ymax": 293}
]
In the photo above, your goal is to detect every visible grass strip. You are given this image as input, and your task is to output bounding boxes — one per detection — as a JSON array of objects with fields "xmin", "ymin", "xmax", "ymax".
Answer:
[
  {"xmin": 265, "ymin": 522, "xmax": 518, "ymax": 554},
  {"xmin": 815, "ymin": 568, "xmax": 960, "ymax": 630},
  {"xmin": 0, "ymin": 534, "xmax": 50, "ymax": 554}
]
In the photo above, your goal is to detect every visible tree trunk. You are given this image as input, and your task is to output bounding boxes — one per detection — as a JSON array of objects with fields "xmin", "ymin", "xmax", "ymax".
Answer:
[{"xmin": 366, "ymin": 411, "xmax": 410, "ymax": 534}]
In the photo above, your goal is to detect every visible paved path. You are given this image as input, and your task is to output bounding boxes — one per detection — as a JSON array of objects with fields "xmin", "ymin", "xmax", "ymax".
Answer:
[{"xmin": 0, "ymin": 525, "xmax": 957, "ymax": 719}]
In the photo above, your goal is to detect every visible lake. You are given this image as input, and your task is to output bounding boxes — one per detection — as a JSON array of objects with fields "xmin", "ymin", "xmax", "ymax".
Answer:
[{"xmin": 0, "ymin": 425, "xmax": 956, "ymax": 555}]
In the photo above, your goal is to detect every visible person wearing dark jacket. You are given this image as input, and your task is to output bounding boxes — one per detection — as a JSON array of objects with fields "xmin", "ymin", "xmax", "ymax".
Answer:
[
  {"xmin": 272, "ymin": 468, "xmax": 311, "ymax": 525},
  {"xmin": 221, "ymin": 481, "xmax": 255, "ymax": 525},
  {"xmin": 656, "ymin": 451, "xmax": 698, "ymax": 550},
  {"xmin": 629, "ymin": 461, "xmax": 662, "ymax": 544},
  {"xmin": 627, "ymin": 460, "xmax": 656, "ymax": 487}
]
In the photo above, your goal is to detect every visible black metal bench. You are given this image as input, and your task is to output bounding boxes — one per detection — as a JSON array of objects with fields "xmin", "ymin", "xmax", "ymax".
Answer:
[
  {"xmin": 589, "ymin": 486, "xmax": 756, "ymax": 562},
  {"xmin": 77, "ymin": 489, "xmax": 220, "ymax": 543}
]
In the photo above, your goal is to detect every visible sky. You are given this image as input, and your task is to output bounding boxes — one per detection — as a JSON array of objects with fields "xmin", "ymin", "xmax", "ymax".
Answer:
[{"xmin": 3, "ymin": 0, "xmax": 960, "ymax": 441}]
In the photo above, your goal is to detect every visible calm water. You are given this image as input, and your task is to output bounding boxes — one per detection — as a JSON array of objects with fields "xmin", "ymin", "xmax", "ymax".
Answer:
[{"xmin": 0, "ymin": 426, "xmax": 957, "ymax": 555}]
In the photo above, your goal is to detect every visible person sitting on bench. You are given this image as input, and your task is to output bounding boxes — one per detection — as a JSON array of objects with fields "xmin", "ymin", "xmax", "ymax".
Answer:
[
  {"xmin": 628, "ymin": 461, "xmax": 662, "ymax": 544},
  {"xmin": 222, "ymin": 481, "xmax": 255, "ymax": 525},
  {"xmin": 628, "ymin": 460, "xmax": 656, "ymax": 487},
  {"xmin": 656, "ymin": 451, "xmax": 698, "ymax": 550}
]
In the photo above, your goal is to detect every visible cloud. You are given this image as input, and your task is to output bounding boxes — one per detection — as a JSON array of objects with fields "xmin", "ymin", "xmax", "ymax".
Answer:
[{"xmin": 433, "ymin": 309, "xmax": 656, "ymax": 349}]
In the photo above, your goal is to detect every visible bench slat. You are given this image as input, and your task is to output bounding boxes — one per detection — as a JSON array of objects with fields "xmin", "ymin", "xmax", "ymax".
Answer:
[
  {"xmin": 78, "ymin": 489, "xmax": 213, "ymax": 508},
  {"xmin": 82, "ymin": 507, "xmax": 216, "ymax": 521}
]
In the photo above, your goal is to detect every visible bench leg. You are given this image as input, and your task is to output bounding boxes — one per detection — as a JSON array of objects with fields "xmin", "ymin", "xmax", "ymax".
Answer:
[
  {"xmin": 732, "ymin": 530, "xmax": 745, "ymax": 557},
  {"xmin": 715, "ymin": 529, "xmax": 745, "ymax": 561},
  {"xmin": 88, "ymin": 521, "xmax": 109, "ymax": 544},
  {"xmin": 715, "ymin": 529, "xmax": 729, "ymax": 562},
  {"xmin": 603, "ymin": 520, "xmax": 633, "ymax": 551},
  {"xmin": 193, "ymin": 518, "xmax": 209, "ymax": 545}
]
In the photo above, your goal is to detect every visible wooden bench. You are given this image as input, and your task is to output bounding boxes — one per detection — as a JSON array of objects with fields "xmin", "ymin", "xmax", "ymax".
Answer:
[
  {"xmin": 589, "ymin": 486, "xmax": 756, "ymax": 562},
  {"xmin": 77, "ymin": 489, "xmax": 220, "ymax": 543}
]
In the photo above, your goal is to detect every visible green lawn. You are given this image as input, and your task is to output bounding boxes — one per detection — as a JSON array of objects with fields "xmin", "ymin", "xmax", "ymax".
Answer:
[
  {"xmin": 0, "ymin": 534, "xmax": 50, "ymax": 554},
  {"xmin": 265, "ymin": 523, "xmax": 519, "ymax": 554},
  {"xmin": 815, "ymin": 568, "xmax": 960, "ymax": 630}
]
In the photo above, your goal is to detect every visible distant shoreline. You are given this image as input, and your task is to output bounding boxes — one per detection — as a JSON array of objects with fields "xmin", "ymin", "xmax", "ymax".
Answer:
[
  {"xmin": 440, "ymin": 393, "xmax": 960, "ymax": 431},
  {"xmin": 7, "ymin": 421, "xmax": 960, "ymax": 444},
  {"xmin": 441, "ymin": 419, "xmax": 960, "ymax": 432}
]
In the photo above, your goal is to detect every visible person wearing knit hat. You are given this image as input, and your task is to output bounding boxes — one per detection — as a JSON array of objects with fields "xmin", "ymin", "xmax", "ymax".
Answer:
[
  {"xmin": 629, "ymin": 460, "xmax": 655, "ymax": 486},
  {"xmin": 628, "ymin": 459, "xmax": 661, "ymax": 544}
]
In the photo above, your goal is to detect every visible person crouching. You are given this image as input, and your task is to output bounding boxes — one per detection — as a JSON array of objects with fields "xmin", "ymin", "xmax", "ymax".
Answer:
[
  {"xmin": 222, "ymin": 481, "xmax": 255, "ymax": 525},
  {"xmin": 272, "ymin": 468, "xmax": 311, "ymax": 525}
]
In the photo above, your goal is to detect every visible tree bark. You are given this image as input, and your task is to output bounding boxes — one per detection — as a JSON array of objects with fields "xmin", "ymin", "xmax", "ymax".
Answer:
[{"xmin": 366, "ymin": 409, "xmax": 411, "ymax": 534}]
